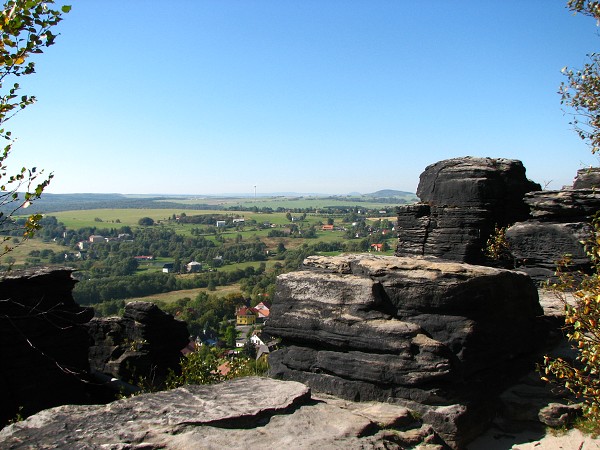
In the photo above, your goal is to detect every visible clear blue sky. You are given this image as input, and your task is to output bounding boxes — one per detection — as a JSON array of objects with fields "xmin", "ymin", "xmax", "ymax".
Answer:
[{"xmin": 6, "ymin": 1, "xmax": 600, "ymax": 195}]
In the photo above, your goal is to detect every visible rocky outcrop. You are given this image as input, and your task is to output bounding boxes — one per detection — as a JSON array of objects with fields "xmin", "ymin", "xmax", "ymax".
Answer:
[
  {"xmin": 0, "ymin": 377, "xmax": 446, "ymax": 449},
  {"xmin": 265, "ymin": 254, "xmax": 545, "ymax": 448},
  {"xmin": 87, "ymin": 301, "xmax": 189, "ymax": 388},
  {"xmin": 396, "ymin": 157, "xmax": 540, "ymax": 264},
  {"xmin": 0, "ymin": 269, "xmax": 191, "ymax": 426},
  {"xmin": 0, "ymin": 268, "xmax": 94, "ymax": 426},
  {"xmin": 505, "ymin": 168, "xmax": 600, "ymax": 281}
]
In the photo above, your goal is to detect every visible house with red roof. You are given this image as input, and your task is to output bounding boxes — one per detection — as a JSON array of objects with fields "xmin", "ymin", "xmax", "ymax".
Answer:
[{"xmin": 236, "ymin": 306, "xmax": 258, "ymax": 326}]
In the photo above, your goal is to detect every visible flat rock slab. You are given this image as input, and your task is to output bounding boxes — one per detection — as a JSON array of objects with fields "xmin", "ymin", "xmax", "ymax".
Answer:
[{"xmin": 0, "ymin": 377, "xmax": 425, "ymax": 449}]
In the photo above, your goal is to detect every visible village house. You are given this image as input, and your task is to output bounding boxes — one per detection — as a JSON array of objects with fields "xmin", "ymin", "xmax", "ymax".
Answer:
[
  {"xmin": 250, "ymin": 330, "xmax": 279, "ymax": 360},
  {"xmin": 254, "ymin": 301, "xmax": 271, "ymax": 320},
  {"xmin": 162, "ymin": 263, "xmax": 174, "ymax": 273},
  {"xmin": 321, "ymin": 224, "xmax": 334, "ymax": 231},
  {"xmin": 370, "ymin": 243, "xmax": 384, "ymax": 252},
  {"xmin": 89, "ymin": 235, "xmax": 104, "ymax": 243},
  {"xmin": 134, "ymin": 255, "xmax": 154, "ymax": 261},
  {"xmin": 236, "ymin": 307, "xmax": 258, "ymax": 326},
  {"xmin": 186, "ymin": 261, "xmax": 202, "ymax": 273}
]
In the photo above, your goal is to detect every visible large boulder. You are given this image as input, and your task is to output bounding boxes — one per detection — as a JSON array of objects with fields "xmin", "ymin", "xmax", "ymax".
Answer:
[
  {"xmin": 397, "ymin": 157, "xmax": 540, "ymax": 264},
  {"xmin": 265, "ymin": 254, "xmax": 545, "ymax": 448},
  {"xmin": 0, "ymin": 268, "xmax": 94, "ymax": 426}
]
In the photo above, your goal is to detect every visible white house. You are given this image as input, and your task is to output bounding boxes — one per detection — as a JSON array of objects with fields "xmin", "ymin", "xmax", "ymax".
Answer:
[{"xmin": 186, "ymin": 261, "xmax": 202, "ymax": 273}]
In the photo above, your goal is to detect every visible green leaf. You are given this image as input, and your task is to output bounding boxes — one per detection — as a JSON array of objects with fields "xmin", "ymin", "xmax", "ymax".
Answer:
[{"xmin": 61, "ymin": 6, "xmax": 72, "ymax": 13}]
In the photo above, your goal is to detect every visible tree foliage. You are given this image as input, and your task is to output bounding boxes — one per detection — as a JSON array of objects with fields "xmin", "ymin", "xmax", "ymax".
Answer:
[
  {"xmin": 0, "ymin": 0, "xmax": 70, "ymax": 258},
  {"xmin": 559, "ymin": 1, "xmax": 600, "ymax": 154},
  {"xmin": 165, "ymin": 346, "xmax": 269, "ymax": 388},
  {"xmin": 542, "ymin": 0, "xmax": 600, "ymax": 427},
  {"xmin": 544, "ymin": 216, "xmax": 600, "ymax": 423}
]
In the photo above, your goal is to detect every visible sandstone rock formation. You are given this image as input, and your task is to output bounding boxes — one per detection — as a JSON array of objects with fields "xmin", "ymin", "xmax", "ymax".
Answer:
[
  {"xmin": 0, "ymin": 268, "xmax": 191, "ymax": 426},
  {"xmin": 0, "ymin": 267, "xmax": 94, "ymax": 426},
  {"xmin": 87, "ymin": 301, "xmax": 190, "ymax": 388},
  {"xmin": 0, "ymin": 377, "xmax": 444, "ymax": 449},
  {"xmin": 265, "ymin": 253, "xmax": 545, "ymax": 448},
  {"xmin": 506, "ymin": 168, "xmax": 600, "ymax": 281},
  {"xmin": 396, "ymin": 157, "xmax": 541, "ymax": 264}
]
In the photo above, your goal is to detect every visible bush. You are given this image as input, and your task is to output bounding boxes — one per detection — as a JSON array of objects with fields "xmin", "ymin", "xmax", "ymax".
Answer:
[{"xmin": 542, "ymin": 214, "xmax": 600, "ymax": 423}]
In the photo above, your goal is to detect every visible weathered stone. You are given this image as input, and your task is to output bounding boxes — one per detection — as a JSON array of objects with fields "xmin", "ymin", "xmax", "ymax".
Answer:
[
  {"xmin": 572, "ymin": 167, "xmax": 600, "ymax": 189},
  {"xmin": 0, "ymin": 267, "xmax": 94, "ymax": 426},
  {"xmin": 506, "ymin": 221, "xmax": 590, "ymax": 272},
  {"xmin": 0, "ymin": 377, "xmax": 437, "ymax": 449},
  {"xmin": 87, "ymin": 301, "xmax": 190, "ymax": 387},
  {"xmin": 416, "ymin": 157, "xmax": 540, "ymax": 212},
  {"xmin": 538, "ymin": 403, "xmax": 582, "ymax": 428},
  {"xmin": 522, "ymin": 189, "xmax": 600, "ymax": 221},
  {"xmin": 505, "ymin": 170, "xmax": 600, "ymax": 281},
  {"xmin": 265, "ymin": 254, "xmax": 545, "ymax": 449},
  {"xmin": 397, "ymin": 157, "xmax": 540, "ymax": 264}
]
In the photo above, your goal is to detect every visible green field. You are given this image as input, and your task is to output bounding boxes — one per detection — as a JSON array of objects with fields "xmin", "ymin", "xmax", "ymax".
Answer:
[
  {"xmin": 125, "ymin": 284, "xmax": 244, "ymax": 304},
  {"xmin": 49, "ymin": 208, "xmax": 338, "ymax": 231},
  {"xmin": 3, "ymin": 239, "xmax": 66, "ymax": 265},
  {"xmin": 3, "ymin": 196, "xmax": 400, "ymax": 308},
  {"xmin": 49, "ymin": 209, "xmax": 218, "ymax": 229},
  {"xmin": 171, "ymin": 196, "xmax": 413, "ymax": 210}
]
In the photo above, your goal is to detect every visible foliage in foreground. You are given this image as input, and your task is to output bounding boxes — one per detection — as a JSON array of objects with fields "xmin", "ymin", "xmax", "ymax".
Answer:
[
  {"xmin": 166, "ymin": 346, "xmax": 269, "ymax": 389},
  {"xmin": 542, "ymin": 215, "xmax": 600, "ymax": 423},
  {"xmin": 539, "ymin": 1, "xmax": 600, "ymax": 427},
  {"xmin": 0, "ymin": 1, "xmax": 70, "ymax": 259}
]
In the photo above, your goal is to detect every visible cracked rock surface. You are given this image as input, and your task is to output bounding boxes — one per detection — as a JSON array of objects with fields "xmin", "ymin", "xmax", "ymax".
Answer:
[{"xmin": 0, "ymin": 377, "xmax": 436, "ymax": 449}]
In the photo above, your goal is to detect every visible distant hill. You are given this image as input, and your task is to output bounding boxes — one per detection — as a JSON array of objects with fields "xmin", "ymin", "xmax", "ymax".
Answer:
[{"xmin": 367, "ymin": 189, "xmax": 417, "ymax": 198}]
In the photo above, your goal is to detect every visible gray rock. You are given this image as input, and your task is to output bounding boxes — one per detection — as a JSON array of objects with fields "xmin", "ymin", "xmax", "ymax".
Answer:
[
  {"xmin": 504, "ymin": 171, "xmax": 600, "ymax": 282},
  {"xmin": 572, "ymin": 167, "xmax": 600, "ymax": 189},
  {"xmin": 265, "ymin": 254, "xmax": 545, "ymax": 449},
  {"xmin": 0, "ymin": 377, "xmax": 437, "ymax": 449},
  {"xmin": 538, "ymin": 403, "xmax": 582, "ymax": 428},
  {"xmin": 506, "ymin": 221, "xmax": 591, "ymax": 271},
  {"xmin": 523, "ymin": 189, "xmax": 600, "ymax": 221},
  {"xmin": 416, "ymin": 157, "xmax": 540, "ymax": 212},
  {"xmin": 397, "ymin": 157, "xmax": 540, "ymax": 264}
]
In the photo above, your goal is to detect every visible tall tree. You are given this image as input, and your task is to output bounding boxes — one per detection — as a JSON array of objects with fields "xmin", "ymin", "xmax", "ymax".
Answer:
[
  {"xmin": 560, "ymin": 1, "xmax": 600, "ymax": 153},
  {"xmin": 0, "ymin": 0, "xmax": 70, "ymax": 259},
  {"xmin": 542, "ymin": 0, "xmax": 600, "ymax": 428}
]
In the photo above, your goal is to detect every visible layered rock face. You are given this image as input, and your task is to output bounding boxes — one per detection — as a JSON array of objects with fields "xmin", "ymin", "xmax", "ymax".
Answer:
[
  {"xmin": 0, "ymin": 268, "xmax": 93, "ymax": 426},
  {"xmin": 396, "ymin": 157, "xmax": 541, "ymax": 264},
  {"xmin": 87, "ymin": 301, "xmax": 190, "ymax": 387},
  {"xmin": 506, "ymin": 168, "xmax": 600, "ymax": 281},
  {"xmin": 265, "ymin": 254, "xmax": 544, "ymax": 447}
]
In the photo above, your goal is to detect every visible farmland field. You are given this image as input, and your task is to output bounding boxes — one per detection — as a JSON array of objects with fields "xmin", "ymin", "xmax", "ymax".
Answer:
[
  {"xmin": 171, "ymin": 196, "xmax": 415, "ymax": 210},
  {"xmin": 125, "ymin": 284, "xmax": 244, "ymax": 304},
  {"xmin": 3, "ymin": 193, "xmax": 403, "ymax": 312}
]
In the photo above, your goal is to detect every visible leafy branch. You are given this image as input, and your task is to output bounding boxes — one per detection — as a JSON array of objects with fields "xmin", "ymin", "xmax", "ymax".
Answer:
[{"xmin": 0, "ymin": 1, "xmax": 70, "ymax": 260}]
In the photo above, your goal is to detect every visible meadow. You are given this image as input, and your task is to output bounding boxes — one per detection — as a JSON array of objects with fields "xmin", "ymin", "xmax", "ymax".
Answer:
[{"xmin": 5, "ymin": 194, "xmax": 402, "ymax": 308}]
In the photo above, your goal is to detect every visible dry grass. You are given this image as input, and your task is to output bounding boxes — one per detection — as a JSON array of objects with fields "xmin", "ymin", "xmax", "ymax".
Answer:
[{"xmin": 125, "ymin": 283, "xmax": 243, "ymax": 304}]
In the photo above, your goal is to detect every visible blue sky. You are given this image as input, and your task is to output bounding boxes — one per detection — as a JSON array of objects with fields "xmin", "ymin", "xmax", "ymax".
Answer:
[{"xmin": 6, "ymin": 1, "xmax": 600, "ymax": 195}]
